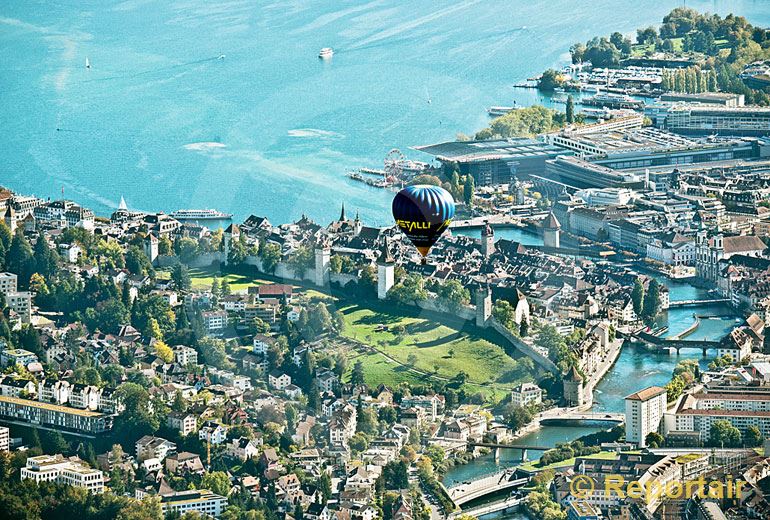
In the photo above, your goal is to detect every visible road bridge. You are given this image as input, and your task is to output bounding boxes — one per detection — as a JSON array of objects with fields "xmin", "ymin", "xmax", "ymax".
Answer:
[
  {"xmin": 448, "ymin": 496, "xmax": 523, "ymax": 519},
  {"xmin": 539, "ymin": 411, "xmax": 624, "ymax": 426},
  {"xmin": 446, "ymin": 469, "xmax": 529, "ymax": 506}
]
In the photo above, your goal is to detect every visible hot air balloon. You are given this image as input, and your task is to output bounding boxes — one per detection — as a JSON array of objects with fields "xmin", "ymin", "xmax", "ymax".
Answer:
[{"xmin": 392, "ymin": 185, "xmax": 455, "ymax": 260}]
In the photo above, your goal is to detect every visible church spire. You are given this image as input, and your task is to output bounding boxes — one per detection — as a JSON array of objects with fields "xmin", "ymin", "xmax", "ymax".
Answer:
[{"xmin": 339, "ymin": 203, "xmax": 346, "ymax": 221}]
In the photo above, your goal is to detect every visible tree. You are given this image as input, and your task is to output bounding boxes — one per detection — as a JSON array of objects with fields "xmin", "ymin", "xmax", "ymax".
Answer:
[
  {"xmin": 260, "ymin": 243, "xmax": 282, "ymax": 274},
  {"xmin": 125, "ymin": 245, "xmax": 152, "ymax": 276},
  {"xmin": 538, "ymin": 69, "xmax": 563, "ymax": 91},
  {"xmin": 171, "ymin": 263, "xmax": 192, "ymax": 291},
  {"xmin": 745, "ymin": 425, "xmax": 763, "ymax": 447},
  {"xmin": 631, "ymin": 278, "xmax": 645, "ymax": 317},
  {"xmin": 115, "ymin": 383, "xmax": 160, "ymax": 438},
  {"xmin": 154, "ymin": 340, "xmax": 174, "ymax": 363},
  {"xmin": 288, "ymin": 245, "xmax": 314, "ymax": 279},
  {"xmin": 174, "ymin": 237, "xmax": 200, "ymax": 263},
  {"xmin": 463, "ymin": 175, "xmax": 475, "ymax": 206},
  {"xmin": 350, "ymin": 360, "xmax": 365, "ymax": 386},
  {"xmin": 709, "ymin": 419, "xmax": 742, "ymax": 447},
  {"xmin": 645, "ymin": 431, "xmax": 665, "ymax": 448},
  {"xmin": 565, "ymin": 95, "xmax": 575, "ymax": 124},
  {"xmin": 7, "ymin": 230, "xmax": 34, "ymax": 289},
  {"xmin": 381, "ymin": 460, "xmax": 409, "ymax": 490},
  {"xmin": 642, "ymin": 279, "xmax": 662, "ymax": 320},
  {"xmin": 201, "ymin": 471, "xmax": 231, "ymax": 496},
  {"xmin": 388, "ymin": 273, "xmax": 428, "ymax": 304},
  {"xmin": 506, "ymin": 405, "xmax": 533, "ymax": 432},
  {"xmin": 434, "ymin": 279, "xmax": 470, "ymax": 312},
  {"xmin": 198, "ymin": 337, "xmax": 233, "ymax": 370}
]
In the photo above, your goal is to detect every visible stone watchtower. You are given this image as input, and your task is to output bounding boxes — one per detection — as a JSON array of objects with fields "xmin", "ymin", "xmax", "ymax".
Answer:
[
  {"xmin": 144, "ymin": 233, "xmax": 158, "ymax": 264},
  {"xmin": 481, "ymin": 221, "xmax": 495, "ymax": 259},
  {"xmin": 475, "ymin": 283, "xmax": 492, "ymax": 327},
  {"xmin": 543, "ymin": 211, "xmax": 561, "ymax": 249},
  {"xmin": 563, "ymin": 366, "xmax": 584, "ymax": 407},
  {"xmin": 377, "ymin": 240, "xmax": 395, "ymax": 300},
  {"xmin": 314, "ymin": 244, "xmax": 331, "ymax": 287},
  {"xmin": 223, "ymin": 223, "xmax": 240, "ymax": 266},
  {"xmin": 3, "ymin": 205, "xmax": 16, "ymax": 234}
]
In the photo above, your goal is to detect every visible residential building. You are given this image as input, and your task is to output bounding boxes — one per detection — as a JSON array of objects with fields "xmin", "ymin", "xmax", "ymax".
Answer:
[
  {"xmin": 135, "ymin": 436, "xmax": 176, "ymax": 462},
  {"xmin": 511, "ymin": 382, "xmax": 543, "ymax": 407},
  {"xmin": 0, "ymin": 395, "xmax": 113, "ymax": 434},
  {"xmin": 625, "ymin": 386, "xmax": 667, "ymax": 448},
  {"xmin": 201, "ymin": 310, "xmax": 227, "ymax": 333},
  {"xmin": 21, "ymin": 454, "xmax": 104, "ymax": 493},
  {"xmin": 269, "ymin": 370, "xmax": 291, "ymax": 391},
  {"xmin": 167, "ymin": 411, "xmax": 197, "ymax": 436},
  {"xmin": 174, "ymin": 345, "xmax": 198, "ymax": 365},
  {"xmin": 159, "ymin": 489, "xmax": 228, "ymax": 518}
]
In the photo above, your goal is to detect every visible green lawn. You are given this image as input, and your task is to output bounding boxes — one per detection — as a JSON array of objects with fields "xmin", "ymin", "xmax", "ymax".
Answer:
[
  {"xmin": 519, "ymin": 450, "xmax": 621, "ymax": 472},
  {"xmin": 186, "ymin": 266, "xmax": 263, "ymax": 292},
  {"xmin": 339, "ymin": 304, "xmax": 535, "ymax": 395}
]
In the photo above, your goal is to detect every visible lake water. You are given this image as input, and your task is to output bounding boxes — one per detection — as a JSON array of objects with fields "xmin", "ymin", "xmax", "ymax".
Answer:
[{"xmin": 3, "ymin": 0, "xmax": 770, "ymax": 227}]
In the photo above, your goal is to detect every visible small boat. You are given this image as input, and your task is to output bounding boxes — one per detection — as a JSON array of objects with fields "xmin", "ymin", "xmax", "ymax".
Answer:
[
  {"xmin": 318, "ymin": 47, "xmax": 334, "ymax": 59},
  {"xmin": 85, "ymin": 57, "xmax": 91, "ymax": 69},
  {"xmin": 218, "ymin": 54, "xmax": 226, "ymax": 60}
]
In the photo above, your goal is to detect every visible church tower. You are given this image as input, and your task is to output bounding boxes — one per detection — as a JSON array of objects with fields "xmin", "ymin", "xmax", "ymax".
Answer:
[{"xmin": 377, "ymin": 240, "xmax": 395, "ymax": 300}]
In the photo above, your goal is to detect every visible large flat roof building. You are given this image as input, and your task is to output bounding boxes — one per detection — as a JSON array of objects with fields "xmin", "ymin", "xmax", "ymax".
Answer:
[
  {"xmin": 413, "ymin": 138, "xmax": 570, "ymax": 186},
  {"xmin": 663, "ymin": 105, "xmax": 770, "ymax": 137},
  {"xmin": 21, "ymin": 454, "xmax": 104, "ymax": 493}
]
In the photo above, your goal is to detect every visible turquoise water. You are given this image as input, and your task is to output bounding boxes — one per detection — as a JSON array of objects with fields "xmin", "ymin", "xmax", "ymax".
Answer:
[{"xmin": 3, "ymin": 1, "xmax": 770, "ymax": 226}]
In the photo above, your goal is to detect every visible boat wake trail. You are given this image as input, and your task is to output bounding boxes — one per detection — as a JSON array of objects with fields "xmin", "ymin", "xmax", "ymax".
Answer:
[{"xmin": 80, "ymin": 55, "xmax": 224, "ymax": 83}]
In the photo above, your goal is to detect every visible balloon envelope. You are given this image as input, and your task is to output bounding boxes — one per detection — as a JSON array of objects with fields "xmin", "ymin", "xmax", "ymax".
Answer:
[{"xmin": 392, "ymin": 185, "xmax": 455, "ymax": 257}]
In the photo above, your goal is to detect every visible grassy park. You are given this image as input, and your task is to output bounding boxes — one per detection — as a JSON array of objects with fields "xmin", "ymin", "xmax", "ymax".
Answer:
[
  {"xmin": 181, "ymin": 264, "xmax": 533, "ymax": 398},
  {"xmin": 338, "ymin": 303, "xmax": 535, "ymax": 397}
]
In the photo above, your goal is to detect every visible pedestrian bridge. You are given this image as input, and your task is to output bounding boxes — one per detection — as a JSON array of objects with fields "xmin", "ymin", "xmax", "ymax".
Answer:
[
  {"xmin": 636, "ymin": 331, "xmax": 721, "ymax": 354},
  {"xmin": 667, "ymin": 298, "xmax": 731, "ymax": 307},
  {"xmin": 446, "ymin": 469, "xmax": 529, "ymax": 506}
]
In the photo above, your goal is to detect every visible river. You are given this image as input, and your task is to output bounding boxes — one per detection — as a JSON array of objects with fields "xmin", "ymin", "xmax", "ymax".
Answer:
[{"xmin": 443, "ymin": 229, "xmax": 736, "ymax": 509}]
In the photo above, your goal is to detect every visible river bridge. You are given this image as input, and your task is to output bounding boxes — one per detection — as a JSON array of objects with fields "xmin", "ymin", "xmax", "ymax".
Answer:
[
  {"xmin": 538, "ymin": 411, "xmax": 624, "ymax": 426},
  {"xmin": 635, "ymin": 331, "xmax": 721, "ymax": 355},
  {"xmin": 667, "ymin": 298, "xmax": 731, "ymax": 308},
  {"xmin": 446, "ymin": 468, "xmax": 529, "ymax": 506},
  {"xmin": 448, "ymin": 496, "xmax": 523, "ymax": 519}
]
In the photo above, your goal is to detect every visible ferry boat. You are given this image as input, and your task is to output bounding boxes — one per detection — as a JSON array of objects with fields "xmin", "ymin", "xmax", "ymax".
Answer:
[
  {"xmin": 170, "ymin": 209, "xmax": 232, "ymax": 220},
  {"xmin": 582, "ymin": 92, "xmax": 644, "ymax": 110},
  {"xmin": 487, "ymin": 106, "xmax": 519, "ymax": 117},
  {"xmin": 318, "ymin": 47, "xmax": 334, "ymax": 59}
]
